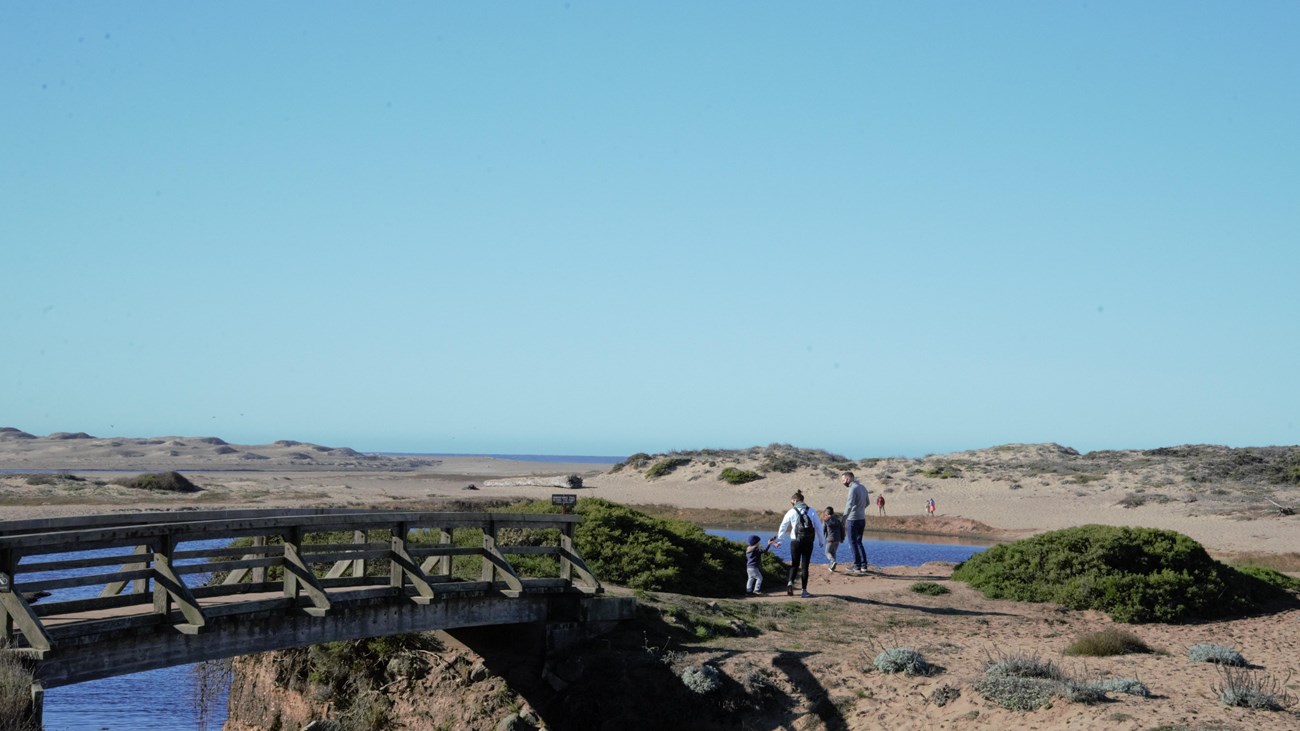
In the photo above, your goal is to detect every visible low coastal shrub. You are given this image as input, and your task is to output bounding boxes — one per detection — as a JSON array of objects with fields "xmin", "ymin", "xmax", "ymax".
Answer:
[
  {"xmin": 1187, "ymin": 643, "xmax": 1246, "ymax": 666},
  {"xmin": 974, "ymin": 650, "xmax": 1107, "ymax": 710},
  {"xmin": 972, "ymin": 676, "xmax": 1059, "ymax": 711},
  {"xmin": 1097, "ymin": 678, "xmax": 1151, "ymax": 697},
  {"xmin": 112, "ymin": 471, "xmax": 202, "ymax": 493},
  {"xmin": 645, "ymin": 457, "xmax": 690, "ymax": 479},
  {"xmin": 611, "ymin": 452, "xmax": 652, "ymax": 473},
  {"xmin": 514, "ymin": 498, "xmax": 781, "ymax": 597},
  {"xmin": 951, "ymin": 524, "xmax": 1294, "ymax": 623},
  {"xmin": 873, "ymin": 648, "xmax": 932, "ymax": 675},
  {"xmin": 24, "ymin": 472, "xmax": 84, "ymax": 486},
  {"xmin": 718, "ymin": 467, "xmax": 762, "ymax": 485},
  {"xmin": 1233, "ymin": 564, "xmax": 1300, "ymax": 593},
  {"xmin": 1213, "ymin": 666, "xmax": 1296, "ymax": 711},
  {"xmin": 760, "ymin": 456, "xmax": 799, "ymax": 474},
  {"xmin": 680, "ymin": 664, "xmax": 722, "ymax": 695},
  {"xmin": 909, "ymin": 581, "xmax": 950, "ymax": 596},
  {"xmin": 920, "ymin": 463, "xmax": 962, "ymax": 479},
  {"xmin": 1064, "ymin": 628, "xmax": 1152, "ymax": 657}
]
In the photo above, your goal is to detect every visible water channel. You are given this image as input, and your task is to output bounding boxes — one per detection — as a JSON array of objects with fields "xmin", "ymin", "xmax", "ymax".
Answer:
[{"xmin": 35, "ymin": 533, "xmax": 987, "ymax": 729}]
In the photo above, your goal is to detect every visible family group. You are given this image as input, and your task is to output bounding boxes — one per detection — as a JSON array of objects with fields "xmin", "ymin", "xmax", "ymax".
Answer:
[{"xmin": 744, "ymin": 471, "xmax": 876, "ymax": 598}]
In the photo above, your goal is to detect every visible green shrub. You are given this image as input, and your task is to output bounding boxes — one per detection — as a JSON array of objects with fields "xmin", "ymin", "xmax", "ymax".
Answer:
[
  {"xmin": 613, "ymin": 452, "xmax": 652, "ymax": 472},
  {"xmin": 920, "ymin": 464, "xmax": 961, "ymax": 479},
  {"xmin": 112, "ymin": 471, "xmax": 202, "ymax": 493},
  {"xmin": 909, "ymin": 581, "xmax": 950, "ymax": 596},
  {"xmin": 645, "ymin": 457, "xmax": 690, "ymax": 479},
  {"xmin": 951, "ymin": 524, "xmax": 1294, "ymax": 623},
  {"xmin": 760, "ymin": 456, "xmax": 799, "ymax": 474},
  {"xmin": 1064, "ymin": 628, "xmax": 1152, "ymax": 657},
  {"xmin": 718, "ymin": 467, "xmax": 762, "ymax": 485},
  {"xmin": 514, "ymin": 498, "xmax": 775, "ymax": 596},
  {"xmin": 1234, "ymin": 565, "xmax": 1300, "ymax": 593}
]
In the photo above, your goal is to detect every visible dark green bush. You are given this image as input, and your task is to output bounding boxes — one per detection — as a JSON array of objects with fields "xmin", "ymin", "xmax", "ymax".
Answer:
[
  {"xmin": 112, "ymin": 471, "xmax": 202, "ymax": 493},
  {"xmin": 920, "ymin": 464, "xmax": 962, "ymax": 479},
  {"xmin": 514, "ymin": 498, "xmax": 779, "ymax": 596},
  {"xmin": 952, "ymin": 525, "xmax": 1294, "ymax": 623},
  {"xmin": 718, "ymin": 467, "xmax": 762, "ymax": 485},
  {"xmin": 910, "ymin": 581, "xmax": 950, "ymax": 596},
  {"xmin": 760, "ymin": 456, "xmax": 799, "ymax": 474},
  {"xmin": 612, "ymin": 452, "xmax": 652, "ymax": 473},
  {"xmin": 645, "ymin": 457, "xmax": 690, "ymax": 479}
]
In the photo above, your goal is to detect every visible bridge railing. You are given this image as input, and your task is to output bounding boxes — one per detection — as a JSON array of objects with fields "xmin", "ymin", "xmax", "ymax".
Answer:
[{"xmin": 0, "ymin": 509, "xmax": 600, "ymax": 655}]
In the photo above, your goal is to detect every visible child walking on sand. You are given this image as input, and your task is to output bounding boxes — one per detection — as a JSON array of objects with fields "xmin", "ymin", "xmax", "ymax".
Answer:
[
  {"xmin": 821, "ymin": 507, "xmax": 844, "ymax": 572},
  {"xmin": 745, "ymin": 535, "xmax": 777, "ymax": 595}
]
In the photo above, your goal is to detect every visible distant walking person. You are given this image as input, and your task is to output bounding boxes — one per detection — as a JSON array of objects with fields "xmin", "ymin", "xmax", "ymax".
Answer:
[
  {"xmin": 744, "ymin": 535, "xmax": 777, "ymax": 595},
  {"xmin": 821, "ymin": 506, "xmax": 844, "ymax": 572},
  {"xmin": 926, "ymin": 497, "xmax": 936, "ymax": 516},
  {"xmin": 841, "ymin": 471, "xmax": 870, "ymax": 574},
  {"xmin": 777, "ymin": 490, "xmax": 822, "ymax": 598},
  {"xmin": 877, "ymin": 493, "xmax": 886, "ymax": 516}
]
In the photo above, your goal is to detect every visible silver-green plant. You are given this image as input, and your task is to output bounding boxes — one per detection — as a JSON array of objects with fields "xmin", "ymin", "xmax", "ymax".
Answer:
[
  {"xmin": 1187, "ymin": 642, "xmax": 1246, "ymax": 666},
  {"xmin": 1213, "ymin": 666, "xmax": 1295, "ymax": 711},
  {"xmin": 873, "ymin": 648, "xmax": 932, "ymax": 676},
  {"xmin": 680, "ymin": 664, "xmax": 722, "ymax": 695},
  {"xmin": 1097, "ymin": 678, "xmax": 1151, "ymax": 697}
]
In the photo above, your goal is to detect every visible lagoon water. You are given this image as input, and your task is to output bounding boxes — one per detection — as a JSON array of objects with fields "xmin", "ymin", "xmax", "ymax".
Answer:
[
  {"xmin": 24, "ymin": 542, "xmax": 230, "ymax": 731},
  {"xmin": 37, "ymin": 533, "xmax": 986, "ymax": 730},
  {"xmin": 24, "ymin": 453, "xmax": 985, "ymax": 730},
  {"xmin": 707, "ymin": 528, "xmax": 988, "ymax": 567}
]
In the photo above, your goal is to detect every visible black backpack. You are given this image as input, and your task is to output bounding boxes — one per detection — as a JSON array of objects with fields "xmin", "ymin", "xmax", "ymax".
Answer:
[{"xmin": 794, "ymin": 508, "xmax": 812, "ymax": 540}]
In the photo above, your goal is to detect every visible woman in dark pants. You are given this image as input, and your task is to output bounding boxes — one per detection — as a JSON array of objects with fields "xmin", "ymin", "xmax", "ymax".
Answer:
[{"xmin": 776, "ymin": 490, "xmax": 822, "ymax": 598}]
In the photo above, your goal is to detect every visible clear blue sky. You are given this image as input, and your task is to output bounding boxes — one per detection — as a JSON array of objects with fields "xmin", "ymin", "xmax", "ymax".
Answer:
[{"xmin": 4, "ymin": 3, "xmax": 1297, "ymax": 458}]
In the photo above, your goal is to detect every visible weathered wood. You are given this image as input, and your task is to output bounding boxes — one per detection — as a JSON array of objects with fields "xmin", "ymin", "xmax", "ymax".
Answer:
[
  {"xmin": 2, "ymin": 508, "xmax": 612, "ymax": 682},
  {"xmin": 152, "ymin": 545, "xmax": 206, "ymax": 630},
  {"xmin": 1, "ymin": 576, "xmax": 53, "ymax": 651},
  {"xmin": 282, "ymin": 529, "xmax": 331, "ymax": 615},
  {"xmin": 481, "ymin": 535, "xmax": 524, "ymax": 593}
]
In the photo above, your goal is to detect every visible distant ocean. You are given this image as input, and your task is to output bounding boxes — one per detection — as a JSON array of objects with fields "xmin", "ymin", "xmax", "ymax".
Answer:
[{"xmin": 375, "ymin": 452, "xmax": 624, "ymax": 464}]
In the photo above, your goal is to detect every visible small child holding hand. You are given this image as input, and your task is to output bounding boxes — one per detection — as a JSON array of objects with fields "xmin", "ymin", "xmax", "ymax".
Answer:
[{"xmin": 745, "ymin": 534, "xmax": 778, "ymax": 595}]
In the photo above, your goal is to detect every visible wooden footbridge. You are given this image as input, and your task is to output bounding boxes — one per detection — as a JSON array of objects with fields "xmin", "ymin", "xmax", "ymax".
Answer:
[{"xmin": 0, "ymin": 508, "xmax": 633, "ymax": 690}]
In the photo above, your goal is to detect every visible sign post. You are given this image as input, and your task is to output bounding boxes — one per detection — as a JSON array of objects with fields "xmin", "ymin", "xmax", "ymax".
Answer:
[{"xmin": 551, "ymin": 493, "xmax": 577, "ymax": 514}]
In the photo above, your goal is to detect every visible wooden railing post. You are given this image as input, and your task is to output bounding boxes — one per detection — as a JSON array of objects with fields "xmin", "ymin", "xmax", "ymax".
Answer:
[
  {"xmin": 390, "ymin": 523, "xmax": 434, "ymax": 602},
  {"xmin": 252, "ymin": 534, "xmax": 268, "ymax": 584},
  {"xmin": 152, "ymin": 534, "xmax": 206, "ymax": 632},
  {"xmin": 0, "ymin": 549, "xmax": 15, "ymax": 643},
  {"xmin": 100, "ymin": 545, "xmax": 151, "ymax": 597},
  {"xmin": 420, "ymin": 527, "xmax": 454, "ymax": 577},
  {"xmin": 282, "ymin": 527, "xmax": 331, "ymax": 616},
  {"xmin": 559, "ymin": 524, "xmax": 574, "ymax": 582}
]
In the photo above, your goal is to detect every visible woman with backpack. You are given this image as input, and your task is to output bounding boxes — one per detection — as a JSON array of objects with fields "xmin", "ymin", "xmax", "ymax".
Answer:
[{"xmin": 776, "ymin": 490, "xmax": 823, "ymax": 598}]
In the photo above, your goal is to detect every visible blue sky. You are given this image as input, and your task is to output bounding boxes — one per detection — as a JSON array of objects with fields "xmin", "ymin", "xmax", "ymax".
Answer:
[{"xmin": 3, "ymin": 3, "xmax": 1297, "ymax": 458}]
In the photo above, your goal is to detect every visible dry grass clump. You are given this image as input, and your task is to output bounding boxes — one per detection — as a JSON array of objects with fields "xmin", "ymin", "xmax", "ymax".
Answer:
[
  {"xmin": 0, "ymin": 642, "xmax": 39, "ymax": 731},
  {"xmin": 1064, "ymin": 628, "xmax": 1153, "ymax": 657}
]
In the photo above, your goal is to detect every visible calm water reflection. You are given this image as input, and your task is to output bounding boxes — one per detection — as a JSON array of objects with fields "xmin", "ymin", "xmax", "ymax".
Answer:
[{"xmin": 707, "ymin": 528, "xmax": 988, "ymax": 567}]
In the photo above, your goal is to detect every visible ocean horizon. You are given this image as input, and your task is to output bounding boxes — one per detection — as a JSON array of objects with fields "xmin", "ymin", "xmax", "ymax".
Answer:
[{"xmin": 375, "ymin": 452, "xmax": 625, "ymax": 464}]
